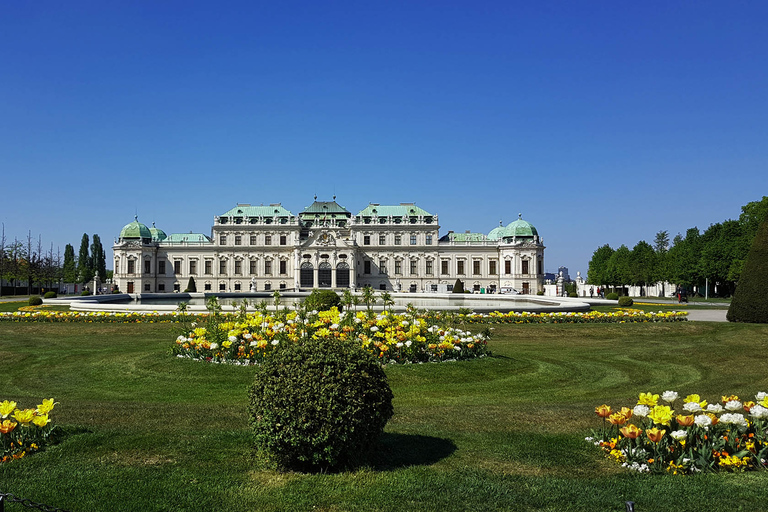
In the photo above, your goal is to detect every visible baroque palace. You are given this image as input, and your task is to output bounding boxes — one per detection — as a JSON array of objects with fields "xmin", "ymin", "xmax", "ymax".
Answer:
[{"xmin": 113, "ymin": 198, "xmax": 545, "ymax": 295}]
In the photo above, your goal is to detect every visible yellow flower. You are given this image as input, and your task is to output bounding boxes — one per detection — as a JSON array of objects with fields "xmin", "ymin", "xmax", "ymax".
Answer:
[
  {"xmin": 31, "ymin": 414, "xmax": 50, "ymax": 427},
  {"xmin": 0, "ymin": 400, "xmax": 17, "ymax": 418},
  {"xmin": 0, "ymin": 419, "xmax": 17, "ymax": 434},
  {"xmin": 620, "ymin": 424, "xmax": 642, "ymax": 439},
  {"xmin": 676, "ymin": 414, "xmax": 695, "ymax": 427},
  {"xmin": 13, "ymin": 408, "xmax": 35, "ymax": 425},
  {"xmin": 638, "ymin": 392, "xmax": 659, "ymax": 406},
  {"xmin": 683, "ymin": 394, "xmax": 701, "ymax": 403},
  {"xmin": 36, "ymin": 398, "xmax": 56, "ymax": 415},
  {"xmin": 595, "ymin": 404, "xmax": 612, "ymax": 418},
  {"xmin": 648, "ymin": 405, "xmax": 674, "ymax": 425}
]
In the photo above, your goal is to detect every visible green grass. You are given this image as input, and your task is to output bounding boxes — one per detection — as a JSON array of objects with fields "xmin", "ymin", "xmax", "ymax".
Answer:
[{"xmin": 2, "ymin": 321, "xmax": 768, "ymax": 511}]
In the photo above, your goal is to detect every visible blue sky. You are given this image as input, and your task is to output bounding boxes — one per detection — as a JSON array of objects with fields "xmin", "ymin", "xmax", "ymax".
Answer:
[{"xmin": 2, "ymin": 1, "xmax": 766, "ymax": 275}]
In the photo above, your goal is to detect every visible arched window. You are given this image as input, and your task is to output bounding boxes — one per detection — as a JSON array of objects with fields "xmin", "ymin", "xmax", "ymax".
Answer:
[
  {"xmin": 318, "ymin": 262, "xmax": 332, "ymax": 288},
  {"xmin": 300, "ymin": 262, "xmax": 314, "ymax": 288},
  {"xmin": 336, "ymin": 262, "xmax": 350, "ymax": 288}
]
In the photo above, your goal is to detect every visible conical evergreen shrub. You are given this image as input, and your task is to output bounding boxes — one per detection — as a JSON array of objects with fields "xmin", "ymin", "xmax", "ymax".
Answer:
[
  {"xmin": 184, "ymin": 276, "xmax": 197, "ymax": 293},
  {"xmin": 727, "ymin": 216, "xmax": 768, "ymax": 323},
  {"xmin": 452, "ymin": 279, "xmax": 464, "ymax": 294}
]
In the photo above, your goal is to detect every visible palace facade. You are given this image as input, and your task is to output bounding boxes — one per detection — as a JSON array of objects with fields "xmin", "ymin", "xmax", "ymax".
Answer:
[{"xmin": 112, "ymin": 199, "xmax": 545, "ymax": 295}]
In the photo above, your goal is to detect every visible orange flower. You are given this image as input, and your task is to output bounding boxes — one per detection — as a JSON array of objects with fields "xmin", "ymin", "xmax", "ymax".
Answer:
[
  {"xmin": 647, "ymin": 427, "xmax": 666, "ymax": 443},
  {"xmin": 0, "ymin": 419, "xmax": 17, "ymax": 434},
  {"xmin": 676, "ymin": 414, "xmax": 695, "ymax": 427},
  {"xmin": 722, "ymin": 394, "xmax": 739, "ymax": 404},
  {"xmin": 620, "ymin": 424, "xmax": 642, "ymax": 439},
  {"xmin": 706, "ymin": 412, "xmax": 719, "ymax": 426},
  {"xmin": 609, "ymin": 412, "xmax": 628, "ymax": 425},
  {"xmin": 743, "ymin": 401, "xmax": 755, "ymax": 412},
  {"xmin": 620, "ymin": 407, "xmax": 634, "ymax": 420},
  {"xmin": 595, "ymin": 404, "xmax": 612, "ymax": 418}
]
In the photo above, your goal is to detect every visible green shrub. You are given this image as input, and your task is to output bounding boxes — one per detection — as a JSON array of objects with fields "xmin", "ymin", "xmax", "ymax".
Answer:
[
  {"xmin": 536, "ymin": 290, "xmax": 545, "ymax": 296},
  {"xmin": 606, "ymin": 292, "xmax": 619, "ymax": 301},
  {"xmin": 44, "ymin": 291, "xmax": 57, "ymax": 299},
  {"xmin": 618, "ymin": 296, "xmax": 634, "ymax": 307},
  {"xmin": 81, "ymin": 290, "xmax": 92, "ymax": 296},
  {"xmin": 452, "ymin": 279, "xmax": 464, "ymax": 294},
  {"xmin": 184, "ymin": 276, "xmax": 197, "ymax": 293},
  {"xmin": 248, "ymin": 336, "xmax": 394, "ymax": 472},
  {"xmin": 728, "ymin": 215, "xmax": 768, "ymax": 323},
  {"xmin": 28, "ymin": 296, "xmax": 43, "ymax": 306},
  {"xmin": 303, "ymin": 289, "xmax": 342, "ymax": 312},
  {"xmin": 568, "ymin": 291, "xmax": 578, "ymax": 298}
]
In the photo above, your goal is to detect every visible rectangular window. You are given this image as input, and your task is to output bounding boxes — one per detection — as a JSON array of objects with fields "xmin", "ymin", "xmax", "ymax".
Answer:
[
  {"xmin": 379, "ymin": 234, "xmax": 386, "ymax": 245},
  {"xmin": 159, "ymin": 261, "xmax": 166, "ymax": 275},
  {"xmin": 174, "ymin": 261, "xmax": 181, "ymax": 275},
  {"xmin": 538, "ymin": 260, "xmax": 543, "ymax": 275},
  {"xmin": 489, "ymin": 260, "xmax": 497, "ymax": 275},
  {"xmin": 250, "ymin": 260, "xmax": 257, "ymax": 275},
  {"xmin": 426, "ymin": 260, "xmax": 433, "ymax": 275},
  {"xmin": 395, "ymin": 235, "xmax": 401, "ymax": 245},
  {"xmin": 363, "ymin": 235, "xmax": 371, "ymax": 246},
  {"xmin": 234, "ymin": 260, "xmax": 242, "ymax": 275},
  {"xmin": 205, "ymin": 260, "xmax": 212, "ymax": 275},
  {"xmin": 395, "ymin": 260, "xmax": 402, "ymax": 275},
  {"xmin": 158, "ymin": 283, "xmax": 165, "ymax": 291},
  {"xmin": 189, "ymin": 261, "xmax": 197, "ymax": 275},
  {"xmin": 410, "ymin": 260, "xmax": 417, "ymax": 275},
  {"xmin": 441, "ymin": 260, "xmax": 449, "ymax": 275},
  {"xmin": 457, "ymin": 260, "xmax": 465, "ymax": 275},
  {"xmin": 279, "ymin": 260, "xmax": 287, "ymax": 275},
  {"xmin": 250, "ymin": 235, "xmax": 257, "ymax": 245},
  {"xmin": 505, "ymin": 260, "xmax": 511, "ymax": 274},
  {"xmin": 364, "ymin": 260, "xmax": 371, "ymax": 274},
  {"xmin": 426, "ymin": 234, "xmax": 433, "ymax": 245},
  {"xmin": 280, "ymin": 283, "xmax": 286, "ymax": 289},
  {"xmin": 204, "ymin": 283, "xmax": 211, "ymax": 291},
  {"xmin": 219, "ymin": 283, "xmax": 226, "ymax": 291},
  {"xmin": 410, "ymin": 235, "xmax": 417, "ymax": 245},
  {"xmin": 235, "ymin": 235, "xmax": 241, "ymax": 246},
  {"xmin": 264, "ymin": 283, "xmax": 271, "ymax": 291},
  {"xmin": 265, "ymin": 235, "xmax": 272, "ymax": 246},
  {"xmin": 522, "ymin": 260, "xmax": 529, "ymax": 275},
  {"xmin": 473, "ymin": 260, "xmax": 481, "ymax": 275},
  {"xmin": 379, "ymin": 259, "xmax": 387, "ymax": 274},
  {"xmin": 280, "ymin": 235, "xmax": 287, "ymax": 246},
  {"xmin": 144, "ymin": 260, "xmax": 151, "ymax": 274},
  {"xmin": 219, "ymin": 260, "xmax": 227, "ymax": 275},
  {"xmin": 144, "ymin": 283, "xmax": 150, "ymax": 291},
  {"xmin": 220, "ymin": 235, "xmax": 227, "ymax": 245},
  {"xmin": 234, "ymin": 283, "xmax": 241, "ymax": 291},
  {"xmin": 265, "ymin": 261, "xmax": 272, "ymax": 275}
]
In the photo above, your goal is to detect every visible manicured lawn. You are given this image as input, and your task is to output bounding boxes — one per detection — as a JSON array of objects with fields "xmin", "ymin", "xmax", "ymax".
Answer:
[{"xmin": 1, "ymin": 320, "xmax": 768, "ymax": 511}]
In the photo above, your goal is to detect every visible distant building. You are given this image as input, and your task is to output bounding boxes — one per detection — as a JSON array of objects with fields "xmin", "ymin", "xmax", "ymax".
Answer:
[{"xmin": 113, "ymin": 199, "xmax": 546, "ymax": 295}]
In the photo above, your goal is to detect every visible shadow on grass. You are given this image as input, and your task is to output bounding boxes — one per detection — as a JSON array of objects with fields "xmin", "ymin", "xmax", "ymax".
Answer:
[{"xmin": 366, "ymin": 432, "xmax": 457, "ymax": 470}]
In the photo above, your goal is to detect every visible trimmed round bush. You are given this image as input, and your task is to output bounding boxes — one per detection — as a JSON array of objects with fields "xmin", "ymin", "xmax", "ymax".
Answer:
[
  {"xmin": 618, "ymin": 296, "xmax": 634, "ymax": 307},
  {"xmin": 81, "ymin": 290, "xmax": 92, "ymax": 296},
  {"xmin": 28, "ymin": 296, "xmax": 43, "ymax": 306},
  {"xmin": 303, "ymin": 289, "xmax": 341, "ymax": 312},
  {"xmin": 248, "ymin": 337, "xmax": 394, "ymax": 472},
  {"xmin": 606, "ymin": 292, "xmax": 619, "ymax": 301},
  {"xmin": 44, "ymin": 291, "xmax": 57, "ymax": 299},
  {"xmin": 568, "ymin": 291, "xmax": 578, "ymax": 298}
]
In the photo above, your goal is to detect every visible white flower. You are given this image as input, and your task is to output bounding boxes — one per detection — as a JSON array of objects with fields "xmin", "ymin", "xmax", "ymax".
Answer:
[
  {"xmin": 177, "ymin": 335, "xmax": 186, "ymax": 342},
  {"xmin": 749, "ymin": 404, "xmax": 768, "ymax": 419},
  {"xmin": 694, "ymin": 415, "xmax": 712, "ymax": 427},
  {"xmin": 670, "ymin": 430, "xmax": 687, "ymax": 440},
  {"xmin": 370, "ymin": 326, "xmax": 379, "ymax": 332},
  {"xmin": 210, "ymin": 343, "xmax": 219, "ymax": 350},
  {"xmin": 633, "ymin": 405, "xmax": 650, "ymax": 417},
  {"xmin": 354, "ymin": 317, "xmax": 362, "ymax": 324},
  {"xmin": 756, "ymin": 392, "xmax": 767, "ymax": 401},
  {"xmin": 330, "ymin": 324, "xmax": 339, "ymax": 330},
  {"xmin": 191, "ymin": 322, "xmax": 197, "ymax": 327},
  {"xmin": 401, "ymin": 321, "xmax": 409, "ymax": 327},
  {"xmin": 405, "ymin": 340, "xmax": 412, "ymax": 347},
  {"xmin": 683, "ymin": 402, "xmax": 702, "ymax": 413},
  {"xmin": 243, "ymin": 333, "xmax": 252, "ymax": 339},
  {"xmin": 725, "ymin": 400, "xmax": 743, "ymax": 412},
  {"xmin": 396, "ymin": 342, "xmax": 403, "ymax": 348},
  {"xmin": 662, "ymin": 391, "xmax": 679, "ymax": 403},
  {"xmin": 228, "ymin": 336, "xmax": 237, "ymax": 343},
  {"xmin": 271, "ymin": 340, "xmax": 279, "ymax": 346},
  {"xmin": 720, "ymin": 413, "xmax": 748, "ymax": 427},
  {"xmin": 706, "ymin": 403, "xmax": 724, "ymax": 413},
  {"xmin": 249, "ymin": 341, "xmax": 258, "ymax": 346}
]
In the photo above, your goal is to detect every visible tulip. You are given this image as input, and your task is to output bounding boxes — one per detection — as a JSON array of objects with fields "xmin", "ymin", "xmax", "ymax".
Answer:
[
  {"xmin": 620, "ymin": 407, "xmax": 634, "ymax": 420},
  {"xmin": 743, "ymin": 401, "xmax": 755, "ymax": 413},
  {"xmin": 646, "ymin": 428, "xmax": 666, "ymax": 443},
  {"xmin": 648, "ymin": 405, "xmax": 673, "ymax": 426},
  {"xmin": 638, "ymin": 393, "xmax": 659, "ymax": 406},
  {"xmin": 36, "ymin": 398, "xmax": 56, "ymax": 415},
  {"xmin": 0, "ymin": 400, "xmax": 17, "ymax": 418},
  {"xmin": 595, "ymin": 404, "xmax": 612, "ymax": 418},
  {"xmin": 620, "ymin": 424, "xmax": 642, "ymax": 439},
  {"xmin": 13, "ymin": 408, "xmax": 35, "ymax": 425},
  {"xmin": 31, "ymin": 414, "xmax": 50, "ymax": 428},
  {"xmin": 609, "ymin": 412, "xmax": 628, "ymax": 425},
  {"xmin": 676, "ymin": 414, "xmax": 695, "ymax": 427},
  {"xmin": 0, "ymin": 419, "xmax": 17, "ymax": 434}
]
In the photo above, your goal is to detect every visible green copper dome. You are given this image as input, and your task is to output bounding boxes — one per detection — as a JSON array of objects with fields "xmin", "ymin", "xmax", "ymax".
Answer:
[
  {"xmin": 501, "ymin": 214, "xmax": 538, "ymax": 240},
  {"xmin": 487, "ymin": 221, "xmax": 505, "ymax": 241},
  {"xmin": 149, "ymin": 222, "xmax": 167, "ymax": 242},
  {"xmin": 119, "ymin": 216, "xmax": 152, "ymax": 241}
]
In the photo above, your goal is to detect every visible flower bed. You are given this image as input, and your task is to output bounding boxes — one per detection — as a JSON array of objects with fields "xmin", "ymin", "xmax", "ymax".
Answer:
[
  {"xmin": 173, "ymin": 309, "xmax": 490, "ymax": 365},
  {"xmin": 471, "ymin": 309, "xmax": 687, "ymax": 324},
  {"xmin": 1, "ymin": 399, "xmax": 58, "ymax": 463},
  {"xmin": 589, "ymin": 391, "xmax": 768, "ymax": 474}
]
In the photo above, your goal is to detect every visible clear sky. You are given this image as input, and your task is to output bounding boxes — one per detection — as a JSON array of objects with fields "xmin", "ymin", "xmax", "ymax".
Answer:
[{"xmin": 2, "ymin": 1, "xmax": 767, "ymax": 276}]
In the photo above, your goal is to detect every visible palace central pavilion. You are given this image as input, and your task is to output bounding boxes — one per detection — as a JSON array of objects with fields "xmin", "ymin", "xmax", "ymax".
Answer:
[{"xmin": 113, "ymin": 198, "xmax": 545, "ymax": 295}]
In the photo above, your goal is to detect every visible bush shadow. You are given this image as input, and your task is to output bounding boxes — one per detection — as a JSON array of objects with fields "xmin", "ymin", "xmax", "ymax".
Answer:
[{"xmin": 366, "ymin": 432, "xmax": 457, "ymax": 470}]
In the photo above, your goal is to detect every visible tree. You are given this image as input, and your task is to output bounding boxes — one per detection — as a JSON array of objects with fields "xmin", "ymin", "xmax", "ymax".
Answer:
[
  {"xmin": 62, "ymin": 244, "xmax": 76, "ymax": 283},
  {"xmin": 452, "ymin": 279, "xmax": 464, "ymax": 294},
  {"xmin": 91, "ymin": 234, "xmax": 107, "ymax": 282},
  {"xmin": 653, "ymin": 230, "xmax": 670, "ymax": 254},
  {"xmin": 76, "ymin": 233, "xmax": 92, "ymax": 284},
  {"xmin": 185, "ymin": 276, "xmax": 197, "ymax": 293},
  {"xmin": 668, "ymin": 228, "xmax": 702, "ymax": 290},
  {"xmin": 587, "ymin": 244, "xmax": 614, "ymax": 286},
  {"xmin": 0, "ymin": 224, "xmax": 5, "ymax": 295},
  {"xmin": 630, "ymin": 241, "xmax": 656, "ymax": 294},
  {"xmin": 727, "ymin": 215, "xmax": 768, "ymax": 323}
]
